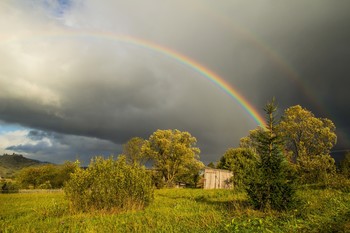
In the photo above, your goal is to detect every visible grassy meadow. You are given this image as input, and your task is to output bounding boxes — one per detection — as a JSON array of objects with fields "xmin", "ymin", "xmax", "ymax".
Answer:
[{"xmin": 1, "ymin": 188, "xmax": 350, "ymax": 232}]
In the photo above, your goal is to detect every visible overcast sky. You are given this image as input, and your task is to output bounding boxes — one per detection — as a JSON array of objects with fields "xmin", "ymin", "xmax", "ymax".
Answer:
[{"xmin": 1, "ymin": 0, "xmax": 349, "ymax": 165}]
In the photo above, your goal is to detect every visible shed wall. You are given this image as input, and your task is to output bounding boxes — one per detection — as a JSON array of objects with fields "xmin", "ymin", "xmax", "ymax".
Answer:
[{"xmin": 203, "ymin": 168, "xmax": 233, "ymax": 189}]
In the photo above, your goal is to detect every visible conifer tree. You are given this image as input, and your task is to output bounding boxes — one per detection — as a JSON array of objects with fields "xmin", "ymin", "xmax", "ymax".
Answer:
[{"xmin": 246, "ymin": 99, "xmax": 296, "ymax": 211}]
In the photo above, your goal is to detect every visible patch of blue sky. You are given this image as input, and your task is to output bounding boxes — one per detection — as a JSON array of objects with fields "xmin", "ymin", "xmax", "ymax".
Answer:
[
  {"xmin": 56, "ymin": 0, "xmax": 71, "ymax": 13},
  {"xmin": 0, "ymin": 122, "xmax": 29, "ymax": 134},
  {"xmin": 41, "ymin": 0, "xmax": 72, "ymax": 17}
]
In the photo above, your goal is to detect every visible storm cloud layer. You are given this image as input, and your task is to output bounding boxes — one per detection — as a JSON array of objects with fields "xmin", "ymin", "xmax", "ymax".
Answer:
[{"xmin": 1, "ymin": 0, "xmax": 350, "ymax": 165}]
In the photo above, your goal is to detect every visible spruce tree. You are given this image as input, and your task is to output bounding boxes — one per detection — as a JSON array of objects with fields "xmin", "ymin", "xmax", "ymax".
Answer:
[{"xmin": 246, "ymin": 99, "xmax": 296, "ymax": 211}]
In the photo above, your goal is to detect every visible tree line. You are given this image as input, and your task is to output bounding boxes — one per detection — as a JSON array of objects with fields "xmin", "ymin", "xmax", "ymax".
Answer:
[
  {"xmin": 4, "ymin": 100, "xmax": 350, "ymax": 212},
  {"xmin": 215, "ymin": 100, "xmax": 350, "ymax": 210},
  {"xmin": 217, "ymin": 102, "xmax": 350, "ymax": 187}
]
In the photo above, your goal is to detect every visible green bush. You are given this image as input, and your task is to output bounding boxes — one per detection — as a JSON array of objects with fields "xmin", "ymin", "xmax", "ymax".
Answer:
[
  {"xmin": 1, "ymin": 181, "xmax": 19, "ymax": 193},
  {"xmin": 16, "ymin": 162, "xmax": 78, "ymax": 189},
  {"xmin": 217, "ymin": 148, "xmax": 257, "ymax": 190},
  {"xmin": 324, "ymin": 174, "xmax": 350, "ymax": 192},
  {"xmin": 150, "ymin": 170, "xmax": 166, "ymax": 189},
  {"xmin": 64, "ymin": 156, "xmax": 154, "ymax": 212},
  {"xmin": 296, "ymin": 154, "xmax": 336, "ymax": 185},
  {"xmin": 340, "ymin": 152, "xmax": 350, "ymax": 179}
]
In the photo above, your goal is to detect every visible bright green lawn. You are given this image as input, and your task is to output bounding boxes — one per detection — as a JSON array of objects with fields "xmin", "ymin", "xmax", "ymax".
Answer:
[{"xmin": 1, "ymin": 188, "xmax": 350, "ymax": 232}]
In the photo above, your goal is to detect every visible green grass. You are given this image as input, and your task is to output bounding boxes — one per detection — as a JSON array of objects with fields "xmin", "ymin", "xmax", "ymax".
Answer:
[{"xmin": 1, "ymin": 188, "xmax": 350, "ymax": 232}]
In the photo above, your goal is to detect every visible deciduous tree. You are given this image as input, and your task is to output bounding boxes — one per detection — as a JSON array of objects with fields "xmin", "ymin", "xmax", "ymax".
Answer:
[
  {"xmin": 16, "ymin": 162, "xmax": 77, "ymax": 189},
  {"xmin": 297, "ymin": 154, "xmax": 336, "ymax": 184},
  {"xmin": 279, "ymin": 105, "xmax": 337, "ymax": 159},
  {"xmin": 278, "ymin": 105, "xmax": 337, "ymax": 185},
  {"xmin": 144, "ymin": 129, "xmax": 203, "ymax": 187},
  {"xmin": 122, "ymin": 137, "xmax": 148, "ymax": 166},
  {"xmin": 340, "ymin": 152, "xmax": 350, "ymax": 179},
  {"xmin": 217, "ymin": 148, "xmax": 257, "ymax": 189},
  {"xmin": 239, "ymin": 128, "xmax": 262, "ymax": 153}
]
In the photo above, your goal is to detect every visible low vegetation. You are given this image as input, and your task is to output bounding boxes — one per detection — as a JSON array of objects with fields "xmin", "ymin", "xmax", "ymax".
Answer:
[
  {"xmin": 64, "ymin": 156, "xmax": 154, "ymax": 212},
  {"xmin": 1, "ymin": 188, "xmax": 350, "ymax": 232},
  {"xmin": 0, "ymin": 180, "xmax": 19, "ymax": 193},
  {"xmin": 16, "ymin": 162, "xmax": 77, "ymax": 189},
  {"xmin": 340, "ymin": 152, "xmax": 350, "ymax": 179}
]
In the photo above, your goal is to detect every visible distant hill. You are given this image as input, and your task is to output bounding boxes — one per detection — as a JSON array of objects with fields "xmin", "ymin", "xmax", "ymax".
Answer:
[{"xmin": 0, "ymin": 153, "xmax": 49, "ymax": 178}]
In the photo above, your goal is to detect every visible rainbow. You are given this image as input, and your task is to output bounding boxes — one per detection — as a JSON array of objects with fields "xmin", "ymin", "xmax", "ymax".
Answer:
[
  {"xmin": 112, "ymin": 35, "xmax": 266, "ymax": 126},
  {"xmin": 1, "ymin": 31, "xmax": 266, "ymax": 126}
]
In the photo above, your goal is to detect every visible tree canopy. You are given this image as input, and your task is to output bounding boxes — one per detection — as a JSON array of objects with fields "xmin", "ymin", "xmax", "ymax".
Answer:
[
  {"xmin": 144, "ymin": 129, "xmax": 204, "ymax": 187},
  {"xmin": 279, "ymin": 105, "xmax": 337, "ymax": 159},
  {"xmin": 340, "ymin": 152, "xmax": 350, "ymax": 179},
  {"xmin": 122, "ymin": 137, "xmax": 148, "ymax": 166},
  {"xmin": 16, "ymin": 162, "xmax": 77, "ymax": 189},
  {"xmin": 217, "ymin": 148, "xmax": 257, "ymax": 189},
  {"xmin": 240, "ymin": 104, "xmax": 338, "ymax": 186}
]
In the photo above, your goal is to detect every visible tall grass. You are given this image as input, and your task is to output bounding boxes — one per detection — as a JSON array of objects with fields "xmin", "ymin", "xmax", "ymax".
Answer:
[{"xmin": 1, "ymin": 188, "xmax": 350, "ymax": 232}]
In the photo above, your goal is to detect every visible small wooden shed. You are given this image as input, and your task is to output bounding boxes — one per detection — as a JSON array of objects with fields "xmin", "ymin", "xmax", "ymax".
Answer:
[{"xmin": 202, "ymin": 168, "xmax": 233, "ymax": 189}]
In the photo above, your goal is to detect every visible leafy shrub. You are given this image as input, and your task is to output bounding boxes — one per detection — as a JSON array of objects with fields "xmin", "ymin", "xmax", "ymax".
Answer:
[
  {"xmin": 1, "ymin": 181, "xmax": 19, "ymax": 193},
  {"xmin": 217, "ymin": 148, "xmax": 257, "ymax": 190},
  {"xmin": 150, "ymin": 169, "xmax": 166, "ymax": 189},
  {"xmin": 64, "ymin": 156, "xmax": 154, "ymax": 212},
  {"xmin": 296, "ymin": 154, "xmax": 336, "ymax": 185},
  {"xmin": 16, "ymin": 162, "xmax": 78, "ymax": 189},
  {"xmin": 325, "ymin": 174, "xmax": 350, "ymax": 192},
  {"xmin": 340, "ymin": 152, "xmax": 350, "ymax": 179}
]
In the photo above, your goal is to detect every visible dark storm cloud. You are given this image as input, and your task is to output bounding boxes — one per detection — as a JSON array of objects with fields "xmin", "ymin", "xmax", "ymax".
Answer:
[
  {"xmin": 6, "ymin": 130, "xmax": 120, "ymax": 165},
  {"xmin": 7, "ymin": 141, "xmax": 52, "ymax": 154},
  {"xmin": 1, "ymin": 0, "xmax": 350, "ymax": 164},
  {"xmin": 245, "ymin": 1, "xmax": 350, "ymax": 149},
  {"xmin": 28, "ymin": 130, "xmax": 52, "ymax": 141}
]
